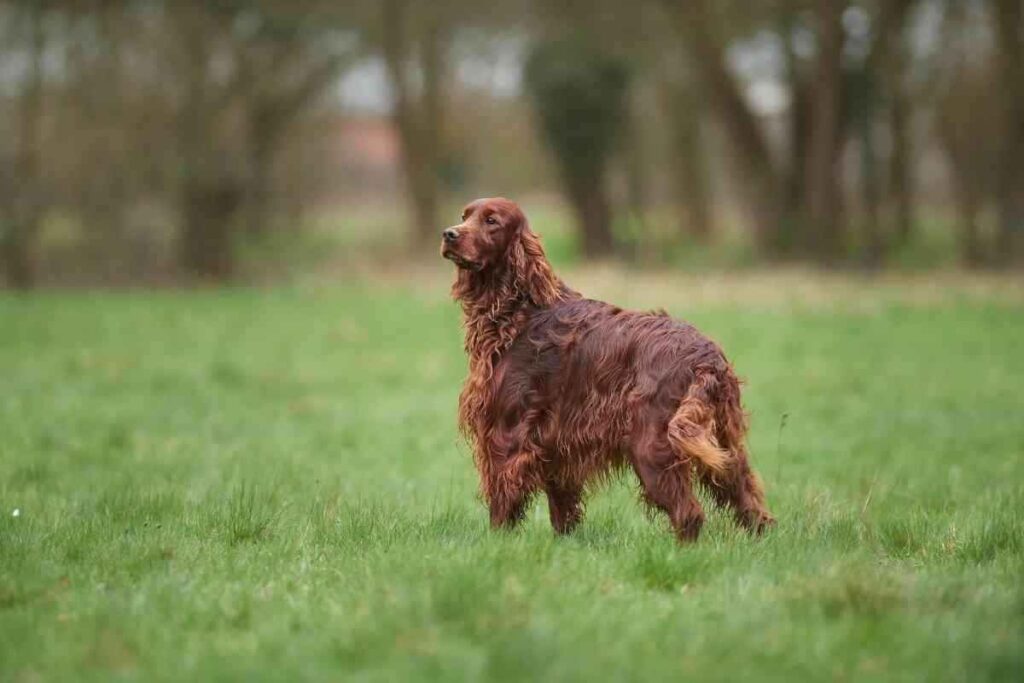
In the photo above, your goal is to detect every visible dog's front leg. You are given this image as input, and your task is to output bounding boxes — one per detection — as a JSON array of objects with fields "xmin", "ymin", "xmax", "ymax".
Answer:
[
  {"xmin": 481, "ymin": 449, "xmax": 543, "ymax": 529},
  {"xmin": 545, "ymin": 480, "xmax": 584, "ymax": 534}
]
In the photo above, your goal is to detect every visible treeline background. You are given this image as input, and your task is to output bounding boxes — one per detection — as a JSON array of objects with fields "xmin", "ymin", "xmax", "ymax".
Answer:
[{"xmin": 1, "ymin": 0, "xmax": 1021, "ymax": 288}]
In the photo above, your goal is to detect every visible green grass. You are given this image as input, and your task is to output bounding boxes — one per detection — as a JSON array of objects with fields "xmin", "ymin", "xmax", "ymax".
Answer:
[{"xmin": 2, "ymin": 272, "xmax": 1023, "ymax": 681}]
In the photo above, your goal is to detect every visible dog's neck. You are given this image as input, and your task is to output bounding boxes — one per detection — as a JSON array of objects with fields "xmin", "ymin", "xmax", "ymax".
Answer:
[
  {"xmin": 455, "ymin": 267, "xmax": 536, "ymax": 364},
  {"xmin": 452, "ymin": 260, "xmax": 570, "ymax": 365}
]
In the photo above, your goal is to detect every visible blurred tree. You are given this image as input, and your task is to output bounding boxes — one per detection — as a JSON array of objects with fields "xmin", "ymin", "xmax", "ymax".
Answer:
[
  {"xmin": 931, "ymin": 0, "xmax": 1005, "ymax": 266},
  {"xmin": 663, "ymin": 0, "xmax": 785, "ymax": 253},
  {"xmin": 992, "ymin": 0, "xmax": 1024, "ymax": 264},
  {"xmin": 57, "ymin": 1, "xmax": 165, "ymax": 280},
  {"xmin": 381, "ymin": 0, "xmax": 451, "ymax": 247},
  {"xmin": 524, "ymin": 36, "xmax": 630, "ymax": 257},
  {"xmin": 0, "ymin": 0, "xmax": 45, "ymax": 289},
  {"xmin": 849, "ymin": 0, "xmax": 915, "ymax": 266},
  {"xmin": 166, "ymin": 4, "xmax": 249, "ymax": 280},
  {"xmin": 619, "ymin": 85, "xmax": 652, "ymax": 255},
  {"xmin": 2, "ymin": 0, "xmax": 1021, "ymax": 284},
  {"xmin": 165, "ymin": 1, "xmax": 357, "ymax": 280},
  {"xmin": 658, "ymin": 63, "xmax": 713, "ymax": 242},
  {"xmin": 881, "ymin": 0, "xmax": 916, "ymax": 248},
  {"xmin": 662, "ymin": 0, "xmax": 923, "ymax": 264},
  {"xmin": 802, "ymin": 0, "xmax": 845, "ymax": 260},
  {"xmin": 936, "ymin": 72, "xmax": 996, "ymax": 266},
  {"xmin": 232, "ymin": 6, "xmax": 359, "ymax": 238}
]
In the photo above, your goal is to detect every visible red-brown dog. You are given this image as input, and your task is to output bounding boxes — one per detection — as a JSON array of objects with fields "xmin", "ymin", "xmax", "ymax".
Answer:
[{"xmin": 442, "ymin": 197, "xmax": 773, "ymax": 541}]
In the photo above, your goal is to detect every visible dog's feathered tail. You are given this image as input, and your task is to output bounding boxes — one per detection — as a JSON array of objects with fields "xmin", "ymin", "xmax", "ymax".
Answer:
[{"xmin": 667, "ymin": 370, "xmax": 732, "ymax": 477}]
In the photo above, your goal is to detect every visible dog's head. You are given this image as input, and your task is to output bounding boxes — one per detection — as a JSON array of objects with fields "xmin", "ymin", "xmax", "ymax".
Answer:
[
  {"xmin": 442, "ymin": 197, "xmax": 561, "ymax": 306},
  {"xmin": 440, "ymin": 197, "xmax": 528, "ymax": 272}
]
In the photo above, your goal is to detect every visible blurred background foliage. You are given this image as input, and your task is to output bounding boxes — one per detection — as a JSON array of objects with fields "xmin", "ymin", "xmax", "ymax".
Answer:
[{"xmin": 0, "ymin": 0, "xmax": 1021, "ymax": 288}]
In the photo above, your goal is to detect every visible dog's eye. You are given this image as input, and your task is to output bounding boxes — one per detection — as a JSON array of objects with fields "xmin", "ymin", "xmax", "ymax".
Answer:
[{"xmin": 485, "ymin": 216, "xmax": 498, "ymax": 226}]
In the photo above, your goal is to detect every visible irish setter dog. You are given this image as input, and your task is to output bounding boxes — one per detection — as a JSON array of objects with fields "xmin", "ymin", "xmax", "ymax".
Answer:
[{"xmin": 441, "ymin": 198, "xmax": 773, "ymax": 542}]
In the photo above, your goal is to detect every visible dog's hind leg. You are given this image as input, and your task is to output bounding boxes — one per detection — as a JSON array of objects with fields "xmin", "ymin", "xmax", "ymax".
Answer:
[
  {"xmin": 698, "ymin": 437, "xmax": 774, "ymax": 534},
  {"xmin": 631, "ymin": 428, "xmax": 705, "ymax": 542},
  {"xmin": 681, "ymin": 368, "xmax": 774, "ymax": 534}
]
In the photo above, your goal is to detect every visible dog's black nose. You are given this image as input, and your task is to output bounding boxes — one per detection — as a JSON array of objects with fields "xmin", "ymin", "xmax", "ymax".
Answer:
[{"xmin": 442, "ymin": 228, "xmax": 459, "ymax": 242}]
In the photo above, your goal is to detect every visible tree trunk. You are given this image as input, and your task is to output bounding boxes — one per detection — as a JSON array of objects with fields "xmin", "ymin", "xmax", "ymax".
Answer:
[
  {"xmin": 855, "ymin": 0, "xmax": 914, "ymax": 262},
  {"xmin": 2, "ymin": 3, "xmax": 45, "ymax": 290},
  {"xmin": 404, "ymin": 156, "xmax": 440, "ymax": 246},
  {"xmin": 172, "ymin": 7, "xmax": 241, "ymax": 282},
  {"xmin": 418, "ymin": 16, "xmax": 446, "ymax": 244},
  {"xmin": 1, "ymin": 231, "xmax": 35, "ymax": 290},
  {"xmin": 382, "ymin": 0, "xmax": 445, "ymax": 248},
  {"xmin": 662, "ymin": 78, "xmax": 712, "ymax": 241},
  {"xmin": 882, "ymin": 0, "xmax": 915, "ymax": 246},
  {"xmin": 621, "ymin": 91, "xmax": 650, "ymax": 258},
  {"xmin": 954, "ymin": 179, "xmax": 983, "ymax": 267},
  {"xmin": 671, "ymin": 0, "xmax": 783, "ymax": 253},
  {"xmin": 857, "ymin": 73, "xmax": 884, "ymax": 269},
  {"xmin": 241, "ymin": 53, "xmax": 352, "ymax": 239},
  {"xmin": 888, "ymin": 88, "xmax": 913, "ymax": 245},
  {"xmin": 566, "ymin": 174, "xmax": 615, "ymax": 258},
  {"xmin": 783, "ymin": 27, "xmax": 812, "ymax": 252},
  {"xmin": 938, "ymin": 87, "xmax": 989, "ymax": 267},
  {"xmin": 244, "ymin": 107, "xmax": 289, "ymax": 239},
  {"xmin": 802, "ymin": 0, "xmax": 845, "ymax": 261},
  {"xmin": 179, "ymin": 182, "xmax": 241, "ymax": 281},
  {"xmin": 245, "ymin": 139, "xmax": 274, "ymax": 238},
  {"xmin": 993, "ymin": 0, "xmax": 1024, "ymax": 264}
]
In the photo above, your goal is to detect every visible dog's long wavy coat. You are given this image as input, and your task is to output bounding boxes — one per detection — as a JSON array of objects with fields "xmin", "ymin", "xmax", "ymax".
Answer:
[{"xmin": 442, "ymin": 198, "xmax": 774, "ymax": 542}]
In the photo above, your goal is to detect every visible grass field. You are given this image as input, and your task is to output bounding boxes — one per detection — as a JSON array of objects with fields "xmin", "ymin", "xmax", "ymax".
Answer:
[{"xmin": 2, "ymin": 269, "xmax": 1023, "ymax": 681}]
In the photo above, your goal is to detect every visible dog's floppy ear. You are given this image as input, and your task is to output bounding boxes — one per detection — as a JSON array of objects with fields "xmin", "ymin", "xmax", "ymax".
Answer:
[{"xmin": 509, "ymin": 214, "xmax": 560, "ymax": 307}]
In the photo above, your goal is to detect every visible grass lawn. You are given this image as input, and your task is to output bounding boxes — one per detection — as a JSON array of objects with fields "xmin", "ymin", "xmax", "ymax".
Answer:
[{"xmin": 2, "ymin": 270, "xmax": 1022, "ymax": 681}]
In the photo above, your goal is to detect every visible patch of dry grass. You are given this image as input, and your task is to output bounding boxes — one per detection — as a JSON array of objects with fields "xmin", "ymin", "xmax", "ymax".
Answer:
[{"xmin": 309, "ymin": 258, "xmax": 1024, "ymax": 311}]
